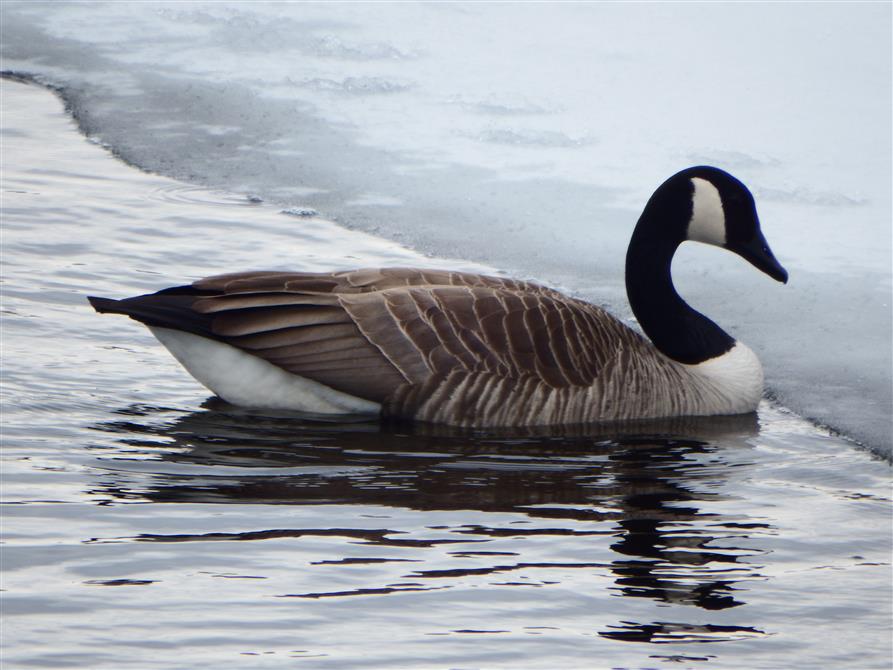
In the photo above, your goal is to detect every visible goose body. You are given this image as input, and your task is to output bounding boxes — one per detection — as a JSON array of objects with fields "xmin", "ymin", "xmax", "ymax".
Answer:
[{"xmin": 89, "ymin": 166, "xmax": 787, "ymax": 427}]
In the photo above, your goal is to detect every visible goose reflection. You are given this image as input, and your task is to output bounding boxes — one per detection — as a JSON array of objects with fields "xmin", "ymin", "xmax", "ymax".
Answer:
[{"xmin": 88, "ymin": 402, "xmax": 770, "ymax": 629}]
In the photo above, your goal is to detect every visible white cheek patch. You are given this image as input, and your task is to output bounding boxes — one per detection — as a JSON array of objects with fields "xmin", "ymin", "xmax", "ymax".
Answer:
[{"xmin": 687, "ymin": 177, "xmax": 726, "ymax": 246}]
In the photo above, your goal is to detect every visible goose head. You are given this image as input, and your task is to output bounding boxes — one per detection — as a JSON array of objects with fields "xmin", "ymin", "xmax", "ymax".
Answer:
[
  {"xmin": 664, "ymin": 165, "xmax": 788, "ymax": 283},
  {"xmin": 626, "ymin": 166, "xmax": 788, "ymax": 365}
]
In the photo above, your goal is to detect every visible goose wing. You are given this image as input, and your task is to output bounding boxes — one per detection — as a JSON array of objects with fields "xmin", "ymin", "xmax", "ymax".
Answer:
[{"xmin": 187, "ymin": 269, "xmax": 645, "ymax": 406}]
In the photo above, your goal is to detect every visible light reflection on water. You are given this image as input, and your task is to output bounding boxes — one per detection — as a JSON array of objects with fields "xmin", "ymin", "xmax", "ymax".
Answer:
[{"xmin": 2, "ymin": 77, "xmax": 891, "ymax": 669}]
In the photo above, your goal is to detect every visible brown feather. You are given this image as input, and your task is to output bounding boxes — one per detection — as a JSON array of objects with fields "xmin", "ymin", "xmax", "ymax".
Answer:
[{"xmin": 213, "ymin": 306, "xmax": 351, "ymax": 337}]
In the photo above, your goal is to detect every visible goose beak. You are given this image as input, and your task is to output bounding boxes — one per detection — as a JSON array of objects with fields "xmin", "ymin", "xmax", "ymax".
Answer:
[{"xmin": 735, "ymin": 233, "xmax": 789, "ymax": 284}]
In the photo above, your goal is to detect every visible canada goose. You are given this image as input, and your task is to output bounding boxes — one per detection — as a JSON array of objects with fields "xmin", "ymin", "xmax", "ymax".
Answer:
[{"xmin": 89, "ymin": 166, "xmax": 787, "ymax": 427}]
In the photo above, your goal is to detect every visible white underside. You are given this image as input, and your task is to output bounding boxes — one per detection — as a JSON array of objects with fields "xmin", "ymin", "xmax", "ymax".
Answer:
[{"xmin": 149, "ymin": 327, "xmax": 381, "ymax": 415}]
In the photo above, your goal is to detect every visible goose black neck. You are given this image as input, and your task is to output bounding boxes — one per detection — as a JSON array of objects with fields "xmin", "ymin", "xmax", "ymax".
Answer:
[{"xmin": 625, "ymin": 208, "xmax": 735, "ymax": 365}]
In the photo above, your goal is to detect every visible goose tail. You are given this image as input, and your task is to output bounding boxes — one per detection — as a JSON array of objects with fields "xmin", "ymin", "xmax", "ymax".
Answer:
[
  {"xmin": 87, "ymin": 295, "xmax": 125, "ymax": 314},
  {"xmin": 86, "ymin": 293, "xmax": 214, "ymax": 338}
]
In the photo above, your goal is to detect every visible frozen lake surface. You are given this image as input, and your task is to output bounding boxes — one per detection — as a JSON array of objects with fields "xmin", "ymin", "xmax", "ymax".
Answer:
[
  {"xmin": 0, "ymin": 1, "xmax": 890, "ymax": 455},
  {"xmin": 1, "ymin": 71, "xmax": 891, "ymax": 670}
]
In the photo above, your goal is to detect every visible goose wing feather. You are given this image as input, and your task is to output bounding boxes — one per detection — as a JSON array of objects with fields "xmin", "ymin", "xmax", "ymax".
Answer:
[{"xmin": 191, "ymin": 269, "xmax": 651, "ymax": 413}]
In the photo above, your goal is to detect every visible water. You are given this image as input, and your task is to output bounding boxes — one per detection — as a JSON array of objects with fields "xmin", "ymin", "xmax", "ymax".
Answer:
[{"xmin": 2, "ymin": 77, "xmax": 892, "ymax": 669}]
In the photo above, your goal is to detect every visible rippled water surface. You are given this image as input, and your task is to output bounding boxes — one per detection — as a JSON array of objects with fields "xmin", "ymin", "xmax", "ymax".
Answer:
[{"xmin": 2, "ymin": 79, "xmax": 891, "ymax": 669}]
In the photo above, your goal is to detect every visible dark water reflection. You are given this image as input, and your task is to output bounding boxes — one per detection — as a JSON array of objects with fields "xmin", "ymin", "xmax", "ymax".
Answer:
[{"xmin": 88, "ymin": 404, "xmax": 770, "ymax": 643}]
